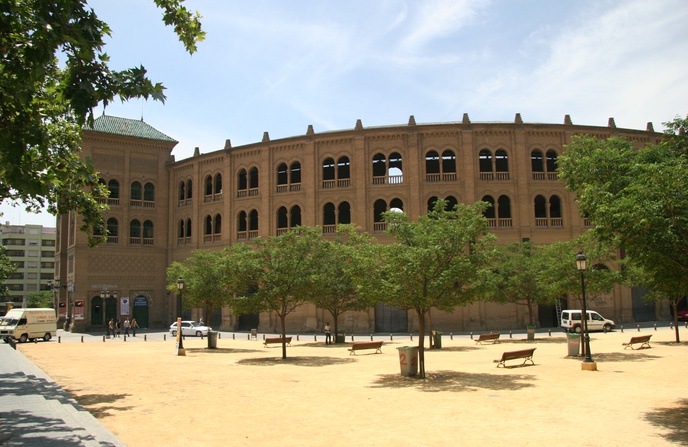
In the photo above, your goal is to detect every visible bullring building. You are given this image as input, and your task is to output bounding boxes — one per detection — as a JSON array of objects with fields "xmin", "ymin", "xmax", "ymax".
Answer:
[{"xmin": 56, "ymin": 113, "xmax": 663, "ymax": 333}]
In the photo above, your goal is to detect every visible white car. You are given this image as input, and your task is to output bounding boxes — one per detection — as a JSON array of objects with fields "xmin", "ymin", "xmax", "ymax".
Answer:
[
  {"xmin": 561, "ymin": 310, "xmax": 615, "ymax": 333},
  {"xmin": 169, "ymin": 321, "xmax": 211, "ymax": 337}
]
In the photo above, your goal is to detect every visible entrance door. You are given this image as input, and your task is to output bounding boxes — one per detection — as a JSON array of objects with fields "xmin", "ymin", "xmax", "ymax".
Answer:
[
  {"xmin": 375, "ymin": 303, "xmax": 408, "ymax": 333},
  {"xmin": 91, "ymin": 296, "xmax": 103, "ymax": 325},
  {"xmin": 132, "ymin": 296, "xmax": 149, "ymax": 328},
  {"xmin": 238, "ymin": 313, "xmax": 259, "ymax": 331}
]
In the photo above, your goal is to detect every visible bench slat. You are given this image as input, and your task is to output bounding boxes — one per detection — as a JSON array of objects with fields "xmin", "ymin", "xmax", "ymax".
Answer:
[{"xmin": 494, "ymin": 348, "xmax": 536, "ymax": 367}]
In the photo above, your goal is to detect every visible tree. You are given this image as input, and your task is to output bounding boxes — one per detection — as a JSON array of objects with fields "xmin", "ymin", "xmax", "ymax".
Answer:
[
  {"xmin": 235, "ymin": 227, "xmax": 324, "ymax": 359},
  {"xmin": 559, "ymin": 116, "xmax": 688, "ymax": 341},
  {"xmin": 306, "ymin": 225, "xmax": 377, "ymax": 338},
  {"xmin": 167, "ymin": 248, "xmax": 233, "ymax": 327},
  {"xmin": 0, "ymin": 247, "xmax": 17, "ymax": 298},
  {"xmin": 484, "ymin": 241, "xmax": 556, "ymax": 327},
  {"xmin": 27, "ymin": 291, "xmax": 54, "ymax": 308},
  {"xmin": 369, "ymin": 200, "xmax": 494, "ymax": 379},
  {"xmin": 0, "ymin": 1, "xmax": 205, "ymax": 245}
]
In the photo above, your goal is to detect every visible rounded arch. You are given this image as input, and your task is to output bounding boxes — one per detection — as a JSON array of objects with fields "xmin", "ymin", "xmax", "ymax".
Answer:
[
  {"xmin": 214, "ymin": 214, "xmax": 222, "ymax": 235},
  {"xmin": 107, "ymin": 179, "xmax": 120, "ymax": 198},
  {"xmin": 372, "ymin": 153, "xmax": 386, "ymax": 177},
  {"xmin": 238, "ymin": 168, "xmax": 247, "ymax": 190},
  {"xmin": 481, "ymin": 195, "xmax": 496, "ymax": 219},
  {"xmin": 495, "ymin": 149, "xmax": 509, "ymax": 172},
  {"xmin": 322, "ymin": 157, "xmax": 335, "ymax": 181},
  {"xmin": 479, "ymin": 149, "xmax": 493, "ymax": 172},
  {"xmin": 323, "ymin": 202, "xmax": 336, "ymax": 225},
  {"xmin": 214, "ymin": 173, "xmax": 223, "ymax": 194},
  {"xmin": 531, "ymin": 149, "xmax": 544, "ymax": 172},
  {"xmin": 277, "ymin": 162, "xmax": 288, "ymax": 185},
  {"xmin": 338, "ymin": 201, "xmax": 351, "ymax": 224},
  {"xmin": 337, "ymin": 156, "xmax": 350, "ymax": 180},
  {"xmin": 143, "ymin": 182, "xmax": 155, "ymax": 201},
  {"xmin": 131, "ymin": 181, "xmax": 142, "ymax": 200},
  {"xmin": 442, "ymin": 149, "xmax": 457, "ymax": 173},
  {"xmin": 204, "ymin": 174, "xmax": 213, "ymax": 196},
  {"xmin": 425, "ymin": 150, "xmax": 440, "ymax": 174}
]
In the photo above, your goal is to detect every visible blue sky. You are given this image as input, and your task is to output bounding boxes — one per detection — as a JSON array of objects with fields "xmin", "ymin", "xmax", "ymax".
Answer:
[{"xmin": 2, "ymin": 0, "xmax": 688, "ymax": 226}]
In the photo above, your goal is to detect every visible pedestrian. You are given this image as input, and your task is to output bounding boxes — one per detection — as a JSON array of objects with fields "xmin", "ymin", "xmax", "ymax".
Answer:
[
  {"xmin": 324, "ymin": 322, "xmax": 332, "ymax": 345},
  {"xmin": 131, "ymin": 318, "xmax": 139, "ymax": 337},
  {"xmin": 199, "ymin": 317, "xmax": 204, "ymax": 326},
  {"xmin": 115, "ymin": 319, "xmax": 121, "ymax": 337},
  {"xmin": 123, "ymin": 318, "xmax": 130, "ymax": 336},
  {"xmin": 108, "ymin": 319, "xmax": 114, "ymax": 338}
]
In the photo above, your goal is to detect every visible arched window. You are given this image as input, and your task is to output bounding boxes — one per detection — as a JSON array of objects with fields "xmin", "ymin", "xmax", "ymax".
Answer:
[
  {"xmin": 482, "ymin": 195, "xmax": 496, "ymax": 220},
  {"xmin": 442, "ymin": 150, "xmax": 457, "ymax": 174},
  {"xmin": 204, "ymin": 215, "xmax": 213, "ymax": 236},
  {"xmin": 372, "ymin": 153, "xmax": 386, "ymax": 181},
  {"xmin": 143, "ymin": 220, "xmax": 154, "ymax": 243},
  {"xmin": 214, "ymin": 173, "xmax": 222, "ymax": 195},
  {"xmin": 178, "ymin": 220, "xmax": 185, "ymax": 239},
  {"xmin": 107, "ymin": 218, "xmax": 118, "ymax": 243},
  {"xmin": 323, "ymin": 202, "xmax": 336, "ymax": 226},
  {"xmin": 277, "ymin": 206, "xmax": 288, "ymax": 231},
  {"xmin": 445, "ymin": 196, "xmax": 458, "ymax": 211},
  {"xmin": 249, "ymin": 167, "xmax": 259, "ymax": 189},
  {"xmin": 497, "ymin": 195, "xmax": 511, "ymax": 219},
  {"xmin": 337, "ymin": 157, "xmax": 350, "ymax": 181},
  {"xmin": 107, "ymin": 179, "xmax": 120, "ymax": 199},
  {"xmin": 238, "ymin": 169, "xmax": 248, "ymax": 191},
  {"xmin": 144, "ymin": 182, "xmax": 155, "ymax": 201},
  {"xmin": 534, "ymin": 195, "xmax": 548, "ymax": 226},
  {"xmin": 549, "ymin": 195, "xmax": 562, "ymax": 219},
  {"xmin": 214, "ymin": 214, "xmax": 221, "ymax": 235},
  {"xmin": 425, "ymin": 151, "xmax": 440, "ymax": 177},
  {"xmin": 277, "ymin": 163, "xmax": 288, "ymax": 186},
  {"xmin": 389, "ymin": 152, "xmax": 403, "ymax": 184},
  {"xmin": 249, "ymin": 210, "xmax": 258, "ymax": 232},
  {"xmin": 130, "ymin": 219, "xmax": 141, "ymax": 244},
  {"xmin": 427, "ymin": 196, "xmax": 439, "ymax": 212},
  {"xmin": 179, "ymin": 181, "xmax": 186, "ymax": 201},
  {"xmin": 390, "ymin": 198, "xmax": 404, "ymax": 211},
  {"xmin": 290, "ymin": 205, "xmax": 301, "ymax": 228},
  {"xmin": 131, "ymin": 182, "xmax": 142, "ymax": 200},
  {"xmin": 531, "ymin": 150, "xmax": 544, "ymax": 179},
  {"xmin": 373, "ymin": 199, "xmax": 387, "ymax": 223},
  {"xmin": 205, "ymin": 175, "xmax": 213, "ymax": 196},
  {"xmin": 546, "ymin": 150, "xmax": 559, "ymax": 178},
  {"xmin": 185, "ymin": 218, "xmax": 192, "ymax": 238},
  {"xmin": 186, "ymin": 179, "xmax": 192, "ymax": 199},
  {"xmin": 323, "ymin": 157, "xmax": 335, "ymax": 182},
  {"xmin": 338, "ymin": 201, "xmax": 351, "ymax": 224},
  {"xmin": 479, "ymin": 149, "xmax": 493, "ymax": 174},
  {"xmin": 290, "ymin": 162, "xmax": 301, "ymax": 185},
  {"xmin": 238, "ymin": 211, "xmax": 247, "ymax": 233},
  {"xmin": 495, "ymin": 149, "xmax": 509, "ymax": 176}
]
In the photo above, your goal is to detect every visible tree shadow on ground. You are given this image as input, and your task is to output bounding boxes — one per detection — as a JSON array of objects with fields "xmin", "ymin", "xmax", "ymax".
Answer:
[
  {"xmin": 645, "ymin": 398, "xmax": 688, "ymax": 445},
  {"xmin": 185, "ymin": 347, "xmax": 263, "ymax": 355},
  {"xmin": 370, "ymin": 370, "xmax": 536, "ymax": 392},
  {"xmin": 590, "ymin": 352, "xmax": 661, "ymax": 362},
  {"xmin": 427, "ymin": 346, "xmax": 482, "ymax": 353},
  {"xmin": 237, "ymin": 356, "xmax": 356, "ymax": 367},
  {"xmin": 64, "ymin": 390, "xmax": 134, "ymax": 418}
]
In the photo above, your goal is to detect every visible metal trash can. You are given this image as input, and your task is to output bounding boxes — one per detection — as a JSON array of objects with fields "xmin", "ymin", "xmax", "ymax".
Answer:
[
  {"xmin": 335, "ymin": 331, "xmax": 346, "ymax": 344},
  {"xmin": 527, "ymin": 325, "xmax": 537, "ymax": 340},
  {"xmin": 397, "ymin": 346, "xmax": 419, "ymax": 376},
  {"xmin": 433, "ymin": 330, "xmax": 443, "ymax": 349},
  {"xmin": 207, "ymin": 331, "xmax": 218, "ymax": 349},
  {"xmin": 567, "ymin": 333, "xmax": 581, "ymax": 356}
]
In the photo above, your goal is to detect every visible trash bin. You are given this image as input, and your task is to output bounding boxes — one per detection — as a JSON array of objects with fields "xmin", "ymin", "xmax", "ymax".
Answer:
[
  {"xmin": 207, "ymin": 331, "xmax": 218, "ymax": 349},
  {"xmin": 433, "ymin": 330, "xmax": 443, "ymax": 349},
  {"xmin": 527, "ymin": 325, "xmax": 537, "ymax": 341},
  {"xmin": 567, "ymin": 333, "xmax": 581, "ymax": 356},
  {"xmin": 335, "ymin": 331, "xmax": 346, "ymax": 344},
  {"xmin": 397, "ymin": 346, "xmax": 419, "ymax": 376}
]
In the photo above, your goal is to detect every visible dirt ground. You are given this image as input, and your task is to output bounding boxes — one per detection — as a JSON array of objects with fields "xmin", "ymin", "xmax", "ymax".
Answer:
[{"xmin": 18, "ymin": 327, "xmax": 688, "ymax": 447}]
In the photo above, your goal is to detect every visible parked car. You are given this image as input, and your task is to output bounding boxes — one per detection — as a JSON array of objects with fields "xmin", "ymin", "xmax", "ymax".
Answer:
[
  {"xmin": 169, "ymin": 320, "xmax": 211, "ymax": 337},
  {"xmin": 677, "ymin": 310, "xmax": 688, "ymax": 321},
  {"xmin": 561, "ymin": 310, "xmax": 615, "ymax": 333}
]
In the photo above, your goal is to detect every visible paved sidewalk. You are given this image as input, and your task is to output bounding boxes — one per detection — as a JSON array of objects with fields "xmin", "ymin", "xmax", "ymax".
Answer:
[{"xmin": 0, "ymin": 344, "xmax": 126, "ymax": 447}]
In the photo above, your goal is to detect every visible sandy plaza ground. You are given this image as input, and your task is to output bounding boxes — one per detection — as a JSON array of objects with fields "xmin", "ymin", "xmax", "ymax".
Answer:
[{"xmin": 16, "ymin": 325, "xmax": 688, "ymax": 447}]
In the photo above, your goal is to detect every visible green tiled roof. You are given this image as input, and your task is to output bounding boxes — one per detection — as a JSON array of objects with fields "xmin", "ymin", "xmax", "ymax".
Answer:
[{"xmin": 86, "ymin": 115, "xmax": 177, "ymax": 142}]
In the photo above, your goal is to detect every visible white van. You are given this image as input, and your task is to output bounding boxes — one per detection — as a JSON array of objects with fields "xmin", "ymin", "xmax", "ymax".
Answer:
[
  {"xmin": 0, "ymin": 308, "xmax": 57, "ymax": 343},
  {"xmin": 561, "ymin": 310, "xmax": 615, "ymax": 333}
]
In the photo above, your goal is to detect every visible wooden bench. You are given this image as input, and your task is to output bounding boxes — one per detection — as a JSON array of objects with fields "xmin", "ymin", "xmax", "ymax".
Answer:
[
  {"xmin": 348, "ymin": 340, "xmax": 383, "ymax": 355},
  {"xmin": 263, "ymin": 336, "xmax": 291, "ymax": 347},
  {"xmin": 494, "ymin": 348, "xmax": 536, "ymax": 368},
  {"xmin": 475, "ymin": 333, "xmax": 501, "ymax": 344},
  {"xmin": 622, "ymin": 334, "xmax": 652, "ymax": 350}
]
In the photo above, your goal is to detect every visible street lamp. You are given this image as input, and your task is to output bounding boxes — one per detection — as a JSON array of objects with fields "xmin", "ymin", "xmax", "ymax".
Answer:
[
  {"xmin": 100, "ymin": 289, "xmax": 110, "ymax": 337},
  {"xmin": 576, "ymin": 252, "xmax": 597, "ymax": 371},
  {"xmin": 176, "ymin": 278, "xmax": 185, "ymax": 354}
]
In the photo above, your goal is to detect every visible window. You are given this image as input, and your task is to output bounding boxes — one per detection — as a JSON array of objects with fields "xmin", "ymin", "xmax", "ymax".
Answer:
[
  {"xmin": 144, "ymin": 182, "xmax": 155, "ymax": 201},
  {"xmin": 107, "ymin": 218, "xmax": 119, "ymax": 243},
  {"xmin": 107, "ymin": 179, "xmax": 120, "ymax": 199},
  {"xmin": 131, "ymin": 181, "xmax": 142, "ymax": 200}
]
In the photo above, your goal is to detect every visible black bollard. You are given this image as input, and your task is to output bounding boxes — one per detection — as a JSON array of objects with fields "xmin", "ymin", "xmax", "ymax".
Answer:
[
  {"xmin": 470, "ymin": 332, "xmax": 473, "ymax": 340},
  {"xmin": 410, "ymin": 333, "xmax": 413, "ymax": 341},
  {"xmin": 509, "ymin": 331, "xmax": 512, "ymax": 339},
  {"xmin": 164, "ymin": 334, "xmax": 167, "ymax": 341},
  {"xmin": 450, "ymin": 333, "xmax": 453, "ymax": 340},
  {"xmin": 548, "ymin": 329, "xmax": 551, "ymax": 336},
  {"xmin": 637, "ymin": 324, "xmax": 640, "ymax": 332},
  {"xmin": 370, "ymin": 334, "xmax": 373, "ymax": 341},
  {"xmin": 390, "ymin": 334, "xmax": 393, "ymax": 341},
  {"xmin": 144, "ymin": 335, "xmax": 147, "ymax": 341},
  {"xmin": 58, "ymin": 336, "xmax": 61, "ymax": 343},
  {"xmin": 81, "ymin": 336, "xmax": 84, "ymax": 343},
  {"xmin": 620, "ymin": 326, "xmax": 624, "ymax": 333},
  {"xmin": 103, "ymin": 335, "xmax": 105, "ymax": 342}
]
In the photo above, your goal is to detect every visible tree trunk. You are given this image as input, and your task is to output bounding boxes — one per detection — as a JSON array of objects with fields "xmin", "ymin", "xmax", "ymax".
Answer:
[
  {"xmin": 672, "ymin": 302, "xmax": 681, "ymax": 343},
  {"xmin": 417, "ymin": 309, "xmax": 426, "ymax": 379},
  {"xmin": 280, "ymin": 312, "xmax": 287, "ymax": 359}
]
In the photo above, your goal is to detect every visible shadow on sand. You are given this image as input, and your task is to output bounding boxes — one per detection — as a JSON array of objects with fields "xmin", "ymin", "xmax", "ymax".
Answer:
[
  {"xmin": 237, "ymin": 356, "xmax": 357, "ymax": 367},
  {"xmin": 370, "ymin": 370, "xmax": 536, "ymax": 393},
  {"xmin": 645, "ymin": 398, "xmax": 688, "ymax": 445}
]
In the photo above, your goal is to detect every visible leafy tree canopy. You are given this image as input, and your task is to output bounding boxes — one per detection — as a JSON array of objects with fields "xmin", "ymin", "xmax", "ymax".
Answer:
[{"xmin": 0, "ymin": 0, "xmax": 204, "ymax": 245}]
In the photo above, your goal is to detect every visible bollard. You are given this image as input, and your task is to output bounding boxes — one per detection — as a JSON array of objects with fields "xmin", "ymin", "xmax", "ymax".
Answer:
[
  {"xmin": 470, "ymin": 332, "xmax": 473, "ymax": 340},
  {"xmin": 637, "ymin": 324, "xmax": 640, "ymax": 332},
  {"xmin": 669, "ymin": 323, "xmax": 673, "ymax": 330},
  {"xmin": 263, "ymin": 334, "xmax": 266, "ymax": 341},
  {"xmin": 509, "ymin": 331, "xmax": 512, "ymax": 339},
  {"xmin": 390, "ymin": 334, "xmax": 393, "ymax": 341},
  {"xmin": 58, "ymin": 336, "xmax": 61, "ymax": 343},
  {"xmin": 233, "ymin": 333, "xmax": 235, "ymax": 340},
  {"xmin": 219, "ymin": 333, "xmax": 221, "ymax": 339},
  {"xmin": 144, "ymin": 335, "xmax": 147, "ymax": 341},
  {"xmin": 81, "ymin": 336, "xmax": 84, "ymax": 343},
  {"xmin": 450, "ymin": 332, "xmax": 453, "ymax": 340},
  {"xmin": 164, "ymin": 334, "xmax": 167, "ymax": 341},
  {"xmin": 34, "ymin": 338, "xmax": 37, "ymax": 344},
  {"xmin": 124, "ymin": 335, "xmax": 127, "ymax": 342},
  {"xmin": 370, "ymin": 334, "xmax": 373, "ymax": 341},
  {"xmin": 103, "ymin": 335, "xmax": 105, "ymax": 342},
  {"xmin": 654, "ymin": 324, "xmax": 657, "ymax": 331},
  {"xmin": 247, "ymin": 333, "xmax": 250, "ymax": 340},
  {"xmin": 410, "ymin": 333, "xmax": 413, "ymax": 341},
  {"xmin": 201, "ymin": 334, "xmax": 204, "ymax": 340},
  {"xmin": 548, "ymin": 329, "xmax": 551, "ymax": 336},
  {"xmin": 603, "ymin": 326, "xmax": 607, "ymax": 334},
  {"xmin": 620, "ymin": 326, "xmax": 624, "ymax": 333}
]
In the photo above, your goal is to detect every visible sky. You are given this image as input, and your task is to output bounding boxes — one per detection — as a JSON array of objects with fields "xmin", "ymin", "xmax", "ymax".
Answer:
[{"xmin": 2, "ymin": 0, "xmax": 688, "ymax": 227}]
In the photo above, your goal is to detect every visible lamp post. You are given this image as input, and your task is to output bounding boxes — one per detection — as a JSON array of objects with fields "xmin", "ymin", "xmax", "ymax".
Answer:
[
  {"xmin": 100, "ymin": 289, "xmax": 110, "ymax": 337},
  {"xmin": 176, "ymin": 278, "xmax": 185, "ymax": 354},
  {"xmin": 48, "ymin": 277, "xmax": 60, "ymax": 314},
  {"xmin": 576, "ymin": 252, "xmax": 597, "ymax": 371}
]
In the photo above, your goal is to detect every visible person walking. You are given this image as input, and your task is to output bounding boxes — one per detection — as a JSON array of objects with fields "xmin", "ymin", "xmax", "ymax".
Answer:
[
  {"xmin": 131, "ymin": 318, "xmax": 139, "ymax": 337},
  {"xmin": 108, "ymin": 319, "xmax": 114, "ymax": 338},
  {"xmin": 324, "ymin": 322, "xmax": 332, "ymax": 345},
  {"xmin": 123, "ymin": 318, "xmax": 130, "ymax": 337},
  {"xmin": 115, "ymin": 319, "xmax": 121, "ymax": 337}
]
